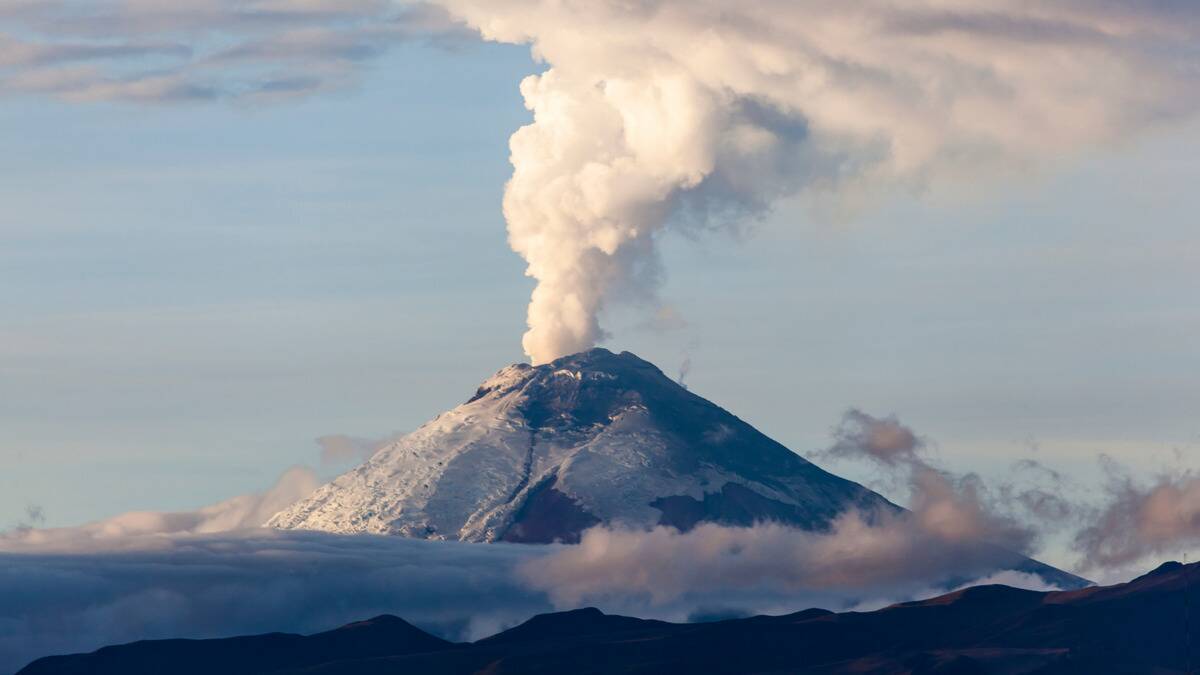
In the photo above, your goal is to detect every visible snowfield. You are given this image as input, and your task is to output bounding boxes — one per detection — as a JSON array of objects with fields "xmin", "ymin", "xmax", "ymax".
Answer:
[{"xmin": 267, "ymin": 349, "xmax": 892, "ymax": 542}]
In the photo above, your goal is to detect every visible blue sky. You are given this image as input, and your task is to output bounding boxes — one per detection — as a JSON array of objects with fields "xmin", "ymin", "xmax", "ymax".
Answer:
[{"xmin": 2, "ymin": 28, "xmax": 1198, "ymax": 540}]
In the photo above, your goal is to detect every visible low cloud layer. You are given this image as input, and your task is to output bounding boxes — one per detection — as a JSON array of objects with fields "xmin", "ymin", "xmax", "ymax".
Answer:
[
  {"xmin": 0, "ymin": 0, "xmax": 468, "ymax": 102},
  {"xmin": 0, "ymin": 531, "xmax": 550, "ymax": 674},
  {"xmin": 520, "ymin": 515, "xmax": 1052, "ymax": 609},
  {"xmin": 0, "ymin": 523, "xmax": 1063, "ymax": 674},
  {"xmin": 0, "ymin": 419, "xmax": 1069, "ymax": 673},
  {"xmin": 6, "ymin": 410, "xmax": 1198, "ymax": 672},
  {"xmin": 1, "ymin": 466, "xmax": 319, "ymax": 549}
]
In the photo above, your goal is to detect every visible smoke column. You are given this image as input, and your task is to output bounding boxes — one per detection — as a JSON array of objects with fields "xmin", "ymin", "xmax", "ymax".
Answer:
[{"xmin": 438, "ymin": 0, "xmax": 1200, "ymax": 363}]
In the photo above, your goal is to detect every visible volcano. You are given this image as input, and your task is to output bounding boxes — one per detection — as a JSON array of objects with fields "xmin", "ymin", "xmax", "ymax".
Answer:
[
  {"xmin": 268, "ymin": 349, "xmax": 893, "ymax": 542},
  {"xmin": 267, "ymin": 348, "xmax": 1082, "ymax": 587}
]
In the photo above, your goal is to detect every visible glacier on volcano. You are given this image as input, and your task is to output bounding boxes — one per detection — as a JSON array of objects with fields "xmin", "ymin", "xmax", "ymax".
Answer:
[{"xmin": 268, "ymin": 348, "xmax": 892, "ymax": 543}]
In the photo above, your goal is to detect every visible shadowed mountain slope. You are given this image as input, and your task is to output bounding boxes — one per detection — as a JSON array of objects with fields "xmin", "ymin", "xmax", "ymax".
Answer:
[{"xmin": 16, "ymin": 615, "xmax": 455, "ymax": 675}]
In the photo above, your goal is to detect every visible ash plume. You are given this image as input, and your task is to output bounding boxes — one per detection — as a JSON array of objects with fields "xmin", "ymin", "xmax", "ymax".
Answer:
[
  {"xmin": 676, "ymin": 352, "xmax": 691, "ymax": 390},
  {"xmin": 6, "ymin": 2, "xmax": 1200, "ymax": 360},
  {"xmin": 438, "ymin": 0, "xmax": 1200, "ymax": 362}
]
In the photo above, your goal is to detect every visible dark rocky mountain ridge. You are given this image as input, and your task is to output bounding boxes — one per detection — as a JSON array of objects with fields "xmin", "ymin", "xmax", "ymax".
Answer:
[{"xmin": 21, "ymin": 560, "xmax": 1196, "ymax": 675}]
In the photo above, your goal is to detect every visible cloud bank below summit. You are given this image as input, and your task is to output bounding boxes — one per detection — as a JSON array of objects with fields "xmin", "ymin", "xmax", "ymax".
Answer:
[
  {"xmin": 0, "ymin": 531, "xmax": 549, "ymax": 675},
  {"xmin": 0, "ymin": 526, "xmax": 1062, "ymax": 675},
  {"xmin": 4, "ymin": 408, "xmax": 1197, "ymax": 672}
]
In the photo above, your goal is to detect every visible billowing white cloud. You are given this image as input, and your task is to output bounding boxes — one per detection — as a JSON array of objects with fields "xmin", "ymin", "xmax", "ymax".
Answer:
[{"xmin": 436, "ymin": 0, "xmax": 1200, "ymax": 362}]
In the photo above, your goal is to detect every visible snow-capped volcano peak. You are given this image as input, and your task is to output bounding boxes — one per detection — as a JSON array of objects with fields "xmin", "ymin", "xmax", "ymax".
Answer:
[{"xmin": 267, "ymin": 348, "xmax": 892, "ymax": 542}]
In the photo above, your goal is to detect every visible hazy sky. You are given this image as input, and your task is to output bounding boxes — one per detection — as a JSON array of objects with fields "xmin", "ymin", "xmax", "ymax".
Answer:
[{"xmin": 3, "ymin": 20, "xmax": 1199, "ymax": 535}]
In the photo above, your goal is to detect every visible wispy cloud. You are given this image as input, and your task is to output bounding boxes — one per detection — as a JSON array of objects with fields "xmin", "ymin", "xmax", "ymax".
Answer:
[
  {"xmin": 817, "ymin": 409, "xmax": 925, "ymax": 468},
  {"xmin": 1074, "ymin": 457, "xmax": 1200, "ymax": 572},
  {"xmin": 813, "ymin": 410, "xmax": 1200, "ymax": 578},
  {"xmin": 316, "ymin": 433, "xmax": 398, "ymax": 465},
  {"xmin": 1, "ymin": 465, "xmax": 318, "ymax": 546},
  {"xmin": 813, "ymin": 409, "xmax": 1045, "ymax": 553},
  {"xmin": 0, "ymin": 1, "xmax": 471, "ymax": 103}
]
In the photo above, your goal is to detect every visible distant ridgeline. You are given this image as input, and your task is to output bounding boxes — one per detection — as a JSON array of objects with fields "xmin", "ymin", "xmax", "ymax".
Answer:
[{"xmin": 20, "ymin": 560, "xmax": 1194, "ymax": 674}]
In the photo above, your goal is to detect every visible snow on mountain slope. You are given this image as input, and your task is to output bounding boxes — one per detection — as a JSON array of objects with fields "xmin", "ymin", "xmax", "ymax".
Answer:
[{"xmin": 267, "ymin": 348, "xmax": 894, "ymax": 543}]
